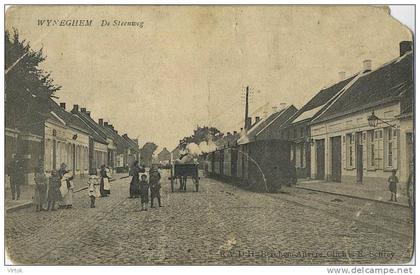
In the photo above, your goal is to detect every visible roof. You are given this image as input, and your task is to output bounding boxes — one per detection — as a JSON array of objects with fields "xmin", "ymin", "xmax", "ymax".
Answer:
[
  {"xmin": 99, "ymin": 124, "xmax": 133, "ymax": 150},
  {"xmin": 71, "ymin": 109, "xmax": 108, "ymax": 144},
  {"xmin": 215, "ymin": 132, "xmax": 241, "ymax": 150},
  {"xmin": 287, "ymin": 74, "xmax": 358, "ymax": 126},
  {"xmin": 48, "ymin": 99, "xmax": 91, "ymax": 135},
  {"xmin": 237, "ymin": 106, "xmax": 294, "ymax": 145},
  {"xmin": 122, "ymin": 134, "xmax": 140, "ymax": 153},
  {"xmin": 312, "ymin": 51, "xmax": 413, "ymax": 123}
]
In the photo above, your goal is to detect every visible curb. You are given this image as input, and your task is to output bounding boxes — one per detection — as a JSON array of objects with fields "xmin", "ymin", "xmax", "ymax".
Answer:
[
  {"xmin": 6, "ymin": 201, "xmax": 33, "ymax": 213},
  {"xmin": 295, "ymin": 185, "xmax": 409, "ymax": 208},
  {"xmin": 6, "ymin": 186, "xmax": 89, "ymax": 213}
]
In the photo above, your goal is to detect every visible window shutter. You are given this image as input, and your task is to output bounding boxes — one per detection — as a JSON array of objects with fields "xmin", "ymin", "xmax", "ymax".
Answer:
[
  {"xmin": 342, "ymin": 135, "xmax": 346, "ymax": 169},
  {"xmin": 392, "ymin": 129, "xmax": 399, "ymax": 169},
  {"xmin": 378, "ymin": 131, "xmax": 384, "ymax": 170},
  {"xmin": 362, "ymin": 132, "xmax": 367, "ymax": 169},
  {"xmin": 352, "ymin": 133, "xmax": 355, "ymax": 168}
]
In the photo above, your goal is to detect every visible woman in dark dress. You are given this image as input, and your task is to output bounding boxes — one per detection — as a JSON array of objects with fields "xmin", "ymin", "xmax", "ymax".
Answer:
[
  {"xmin": 129, "ymin": 160, "xmax": 145, "ymax": 198},
  {"xmin": 99, "ymin": 165, "xmax": 110, "ymax": 197}
]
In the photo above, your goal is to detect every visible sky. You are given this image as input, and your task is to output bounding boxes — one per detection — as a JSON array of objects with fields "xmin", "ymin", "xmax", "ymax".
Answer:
[{"xmin": 5, "ymin": 5, "xmax": 412, "ymax": 150}]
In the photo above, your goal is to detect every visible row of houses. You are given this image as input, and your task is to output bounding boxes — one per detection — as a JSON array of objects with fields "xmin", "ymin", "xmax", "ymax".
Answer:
[
  {"xmin": 207, "ymin": 40, "xmax": 413, "ymax": 187},
  {"xmin": 6, "ymin": 99, "xmax": 141, "ymax": 185}
]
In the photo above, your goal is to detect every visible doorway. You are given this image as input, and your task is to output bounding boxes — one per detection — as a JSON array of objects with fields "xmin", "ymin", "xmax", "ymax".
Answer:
[
  {"xmin": 331, "ymin": 136, "xmax": 342, "ymax": 182},
  {"xmin": 316, "ymin": 139, "xmax": 325, "ymax": 180}
]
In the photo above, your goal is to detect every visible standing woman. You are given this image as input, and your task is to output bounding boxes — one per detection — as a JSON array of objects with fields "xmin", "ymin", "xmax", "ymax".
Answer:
[
  {"xmin": 61, "ymin": 171, "xmax": 74, "ymax": 208},
  {"xmin": 47, "ymin": 170, "xmax": 62, "ymax": 211},
  {"xmin": 100, "ymin": 165, "xmax": 110, "ymax": 197},
  {"xmin": 33, "ymin": 166, "xmax": 47, "ymax": 211},
  {"xmin": 129, "ymin": 160, "xmax": 145, "ymax": 198}
]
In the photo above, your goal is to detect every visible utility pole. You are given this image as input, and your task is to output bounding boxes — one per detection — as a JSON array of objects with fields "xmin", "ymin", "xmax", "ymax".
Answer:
[{"xmin": 244, "ymin": 86, "xmax": 249, "ymax": 130}]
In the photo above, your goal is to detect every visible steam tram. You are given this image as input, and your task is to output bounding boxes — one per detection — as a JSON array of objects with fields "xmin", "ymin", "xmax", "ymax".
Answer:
[{"xmin": 203, "ymin": 140, "xmax": 293, "ymax": 192}]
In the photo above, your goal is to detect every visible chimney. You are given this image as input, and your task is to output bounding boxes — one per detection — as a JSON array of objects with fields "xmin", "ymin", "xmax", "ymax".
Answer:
[
  {"xmin": 255, "ymin": 116, "xmax": 261, "ymax": 123},
  {"xmin": 272, "ymin": 106, "xmax": 278, "ymax": 113},
  {"xmin": 104, "ymin": 122, "xmax": 108, "ymax": 126},
  {"xmin": 86, "ymin": 111, "xmax": 91, "ymax": 117},
  {"xmin": 245, "ymin": 117, "xmax": 252, "ymax": 130},
  {"xmin": 233, "ymin": 131, "xmax": 237, "ymax": 135},
  {"xmin": 98, "ymin": 119, "xmax": 104, "ymax": 126},
  {"xmin": 227, "ymin": 132, "xmax": 231, "ymax": 136},
  {"xmin": 73, "ymin": 104, "xmax": 79, "ymax": 111},
  {"xmin": 363, "ymin": 60, "xmax": 372, "ymax": 72},
  {"xmin": 59, "ymin": 103, "xmax": 66, "ymax": 109},
  {"xmin": 338, "ymin": 71, "xmax": 346, "ymax": 80},
  {"xmin": 81, "ymin": 107, "xmax": 86, "ymax": 113},
  {"xmin": 400, "ymin": 41, "xmax": 413, "ymax": 56}
]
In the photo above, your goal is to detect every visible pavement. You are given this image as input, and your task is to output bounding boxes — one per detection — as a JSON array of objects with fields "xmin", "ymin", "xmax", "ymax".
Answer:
[
  {"xmin": 295, "ymin": 179, "xmax": 410, "ymax": 207},
  {"xmin": 5, "ymin": 171, "xmax": 414, "ymax": 265},
  {"xmin": 5, "ymin": 173, "xmax": 128, "ymax": 212}
]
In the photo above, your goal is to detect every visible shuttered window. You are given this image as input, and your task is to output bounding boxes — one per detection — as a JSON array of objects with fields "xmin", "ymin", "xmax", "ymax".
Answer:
[{"xmin": 346, "ymin": 133, "xmax": 355, "ymax": 169}]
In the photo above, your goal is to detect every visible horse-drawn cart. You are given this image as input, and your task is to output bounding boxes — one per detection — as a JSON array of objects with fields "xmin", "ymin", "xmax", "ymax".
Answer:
[{"xmin": 169, "ymin": 163, "xmax": 200, "ymax": 192}]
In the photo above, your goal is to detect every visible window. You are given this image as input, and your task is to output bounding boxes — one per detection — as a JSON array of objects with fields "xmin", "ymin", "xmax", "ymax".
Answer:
[
  {"xmin": 367, "ymin": 130, "xmax": 375, "ymax": 169},
  {"xmin": 384, "ymin": 127, "xmax": 397, "ymax": 169},
  {"xmin": 346, "ymin": 133, "xmax": 354, "ymax": 168}
]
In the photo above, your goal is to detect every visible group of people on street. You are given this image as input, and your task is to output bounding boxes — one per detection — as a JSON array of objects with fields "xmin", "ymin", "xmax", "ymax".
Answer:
[
  {"xmin": 32, "ymin": 163, "xmax": 75, "ymax": 211},
  {"xmin": 22, "ymin": 161, "xmax": 113, "ymax": 211},
  {"xmin": 129, "ymin": 161, "xmax": 163, "ymax": 211},
  {"xmin": 87, "ymin": 165, "xmax": 113, "ymax": 208}
]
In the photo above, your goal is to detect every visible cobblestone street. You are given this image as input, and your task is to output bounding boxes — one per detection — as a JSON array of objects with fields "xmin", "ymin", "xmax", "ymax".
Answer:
[{"xmin": 6, "ymin": 171, "xmax": 413, "ymax": 265}]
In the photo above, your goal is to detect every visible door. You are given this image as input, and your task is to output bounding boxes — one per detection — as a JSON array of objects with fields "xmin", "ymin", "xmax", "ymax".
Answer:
[
  {"xmin": 356, "ymin": 132, "xmax": 363, "ymax": 183},
  {"xmin": 52, "ymin": 140, "xmax": 57, "ymax": 170},
  {"xmin": 316, "ymin": 139, "xmax": 325, "ymax": 180},
  {"xmin": 331, "ymin": 136, "xmax": 342, "ymax": 182}
]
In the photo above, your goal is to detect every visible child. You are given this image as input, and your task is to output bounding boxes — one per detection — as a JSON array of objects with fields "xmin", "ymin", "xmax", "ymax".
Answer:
[
  {"xmin": 149, "ymin": 167, "xmax": 162, "ymax": 208},
  {"xmin": 47, "ymin": 170, "xmax": 62, "ymax": 211},
  {"xmin": 139, "ymin": 174, "xmax": 149, "ymax": 211},
  {"xmin": 87, "ymin": 169, "xmax": 100, "ymax": 208},
  {"xmin": 388, "ymin": 169, "xmax": 399, "ymax": 202},
  {"xmin": 33, "ymin": 167, "xmax": 47, "ymax": 211}
]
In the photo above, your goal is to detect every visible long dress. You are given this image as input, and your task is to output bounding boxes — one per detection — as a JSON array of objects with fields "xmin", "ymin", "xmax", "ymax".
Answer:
[
  {"xmin": 47, "ymin": 176, "xmax": 62, "ymax": 202},
  {"xmin": 87, "ymin": 175, "xmax": 101, "ymax": 198},
  {"xmin": 61, "ymin": 174, "xmax": 74, "ymax": 206},
  {"xmin": 33, "ymin": 173, "xmax": 47, "ymax": 207},
  {"xmin": 129, "ymin": 167, "xmax": 140, "ymax": 198},
  {"xmin": 100, "ymin": 169, "xmax": 110, "ymax": 197}
]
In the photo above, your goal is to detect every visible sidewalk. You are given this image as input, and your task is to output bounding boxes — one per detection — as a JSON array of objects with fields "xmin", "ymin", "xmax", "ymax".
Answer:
[
  {"xmin": 5, "ymin": 173, "xmax": 129, "ymax": 212},
  {"xmin": 5, "ymin": 175, "xmax": 89, "ymax": 212},
  {"xmin": 295, "ymin": 179, "xmax": 409, "ymax": 207}
]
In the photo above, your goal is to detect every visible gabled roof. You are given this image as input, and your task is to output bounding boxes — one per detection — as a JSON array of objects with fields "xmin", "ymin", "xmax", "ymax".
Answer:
[
  {"xmin": 48, "ymin": 99, "xmax": 91, "ymax": 135},
  {"xmin": 99, "ymin": 123, "xmax": 133, "ymax": 149},
  {"xmin": 122, "ymin": 134, "xmax": 140, "ymax": 153},
  {"xmin": 215, "ymin": 132, "xmax": 240, "ymax": 150},
  {"xmin": 286, "ymin": 74, "xmax": 358, "ymax": 126},
  {"xmin": 237, "ymin": 105, "xmax": 295, "ymax": 145},
  {"xmin": 312, "ymin": 51, "xmax": 413, "ymax": 123},
  {"xmin": 71, "ymin": 109, "xmax": 108, "ymax": 144}
]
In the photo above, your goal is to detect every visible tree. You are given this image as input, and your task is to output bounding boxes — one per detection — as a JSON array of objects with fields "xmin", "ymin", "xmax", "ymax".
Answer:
[
  {"xmin": 179, "ymin": 126, "xmax": 224, "ymax": 147},
  {"xmin": 5, "ymin": 29, "xmax": 61, "ymax": 132},
  {"xmin": 139, "ymin": 142, "xmax": 158, "ymax": 167}
]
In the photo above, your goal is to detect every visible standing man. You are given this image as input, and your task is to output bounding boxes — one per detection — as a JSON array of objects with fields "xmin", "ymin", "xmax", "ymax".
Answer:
[
  {"xmin": 149, "ymin": 165, "xmax": 162, "ymax": 208},
  {"xmin": 7, "ymin": 154, "xmax": 25, "ymax": 200}
]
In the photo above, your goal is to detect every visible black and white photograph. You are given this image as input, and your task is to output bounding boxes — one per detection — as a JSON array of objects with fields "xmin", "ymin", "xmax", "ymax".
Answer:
[{"xmin": 2, "ymin": 3, "xmax": 415, "ymax": 271}]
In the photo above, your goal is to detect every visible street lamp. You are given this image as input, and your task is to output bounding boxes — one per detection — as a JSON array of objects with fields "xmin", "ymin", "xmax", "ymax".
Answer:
[
  {"xmin": 367, "ymin": 110, "xmax": 397, "ymax": 129},
  {"xmin": 367, "ymin": 111, "xmax": 379, "ymax": 127}
]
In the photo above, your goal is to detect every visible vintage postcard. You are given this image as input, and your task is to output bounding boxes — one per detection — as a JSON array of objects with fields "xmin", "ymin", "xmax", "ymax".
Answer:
[{"xmin": 4, "ymin": 4, "xmax": 414, "ymax": 267}]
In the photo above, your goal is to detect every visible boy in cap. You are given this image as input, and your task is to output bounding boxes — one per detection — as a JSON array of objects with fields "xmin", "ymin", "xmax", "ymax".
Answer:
[
  {"xmin": 149, "ymin": 166, "xmax": 162, "ymax": 208},
  {"xmin": 139, "ymin": 174, "xmax": 149, "ymax": 211}
]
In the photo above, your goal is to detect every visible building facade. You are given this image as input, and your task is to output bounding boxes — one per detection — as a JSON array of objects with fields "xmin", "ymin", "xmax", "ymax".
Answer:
[{"xmin": 310, "ymin": 43, "xmax": 413, "ymax": 184}]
